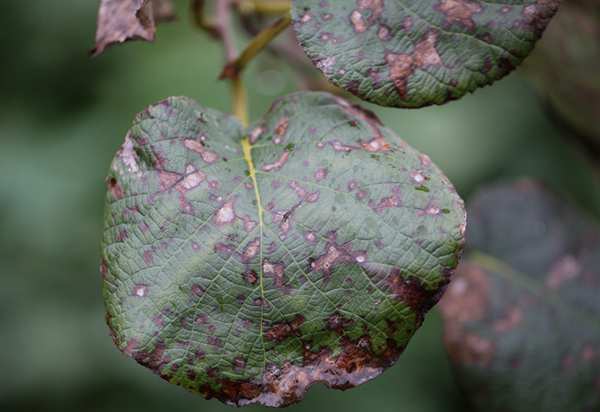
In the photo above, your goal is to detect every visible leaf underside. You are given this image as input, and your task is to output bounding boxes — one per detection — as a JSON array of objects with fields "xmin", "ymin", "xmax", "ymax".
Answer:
[
  {"xmin": 101, "ymin": 91, "xmax": 465, "ymax": 407},
  {"xmin": 440, "ymin": 180, "xmax": 600, "ymax": 412},
  {"xmin": 292, "ymin": 0, "xmax": 560, "ymax": 108}
]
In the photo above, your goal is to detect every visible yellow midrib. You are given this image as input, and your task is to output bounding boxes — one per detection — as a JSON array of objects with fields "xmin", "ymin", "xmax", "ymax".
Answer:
[{"xmin": 241, "ymin": 137, "xmax": 267, "ymax": 366}]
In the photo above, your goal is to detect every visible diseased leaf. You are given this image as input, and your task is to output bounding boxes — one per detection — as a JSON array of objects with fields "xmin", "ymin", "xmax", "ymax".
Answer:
[
  {"xmin": 527, "ymin": 0, "xmax": 600, "ymax": 153},
  {"xmin": 292, "ymin": 0, "xmax": 560, "ymax": 108},
  {"xmin": 440, "ymin": 180, "xmax": 600, "ymax": 412},
  {"xmin": 101, "ymin": 92, "xmax": 466, "ymax": 407},
  {"xmin": 93, "ymin": 0, "xmax": 175, "ymax": 56}
]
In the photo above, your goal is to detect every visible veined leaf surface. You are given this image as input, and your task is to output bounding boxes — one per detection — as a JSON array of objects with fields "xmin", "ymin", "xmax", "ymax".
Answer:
[{"xmin": 101, "ymin": 92, "xmax": 465, "ymax": 407}]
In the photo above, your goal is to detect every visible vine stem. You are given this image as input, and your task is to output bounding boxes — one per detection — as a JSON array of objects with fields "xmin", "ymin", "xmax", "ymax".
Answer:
[
  {"xmin": 220, "ymin": 13, "xmax": 292, "ymax": 80},
  {"xmin": 214, "ymin": 0, "xmax": 291, "ymax": 127},
  {"xmin": 237, "ymin": 0, "xmax": 291, "ymax": 15}
]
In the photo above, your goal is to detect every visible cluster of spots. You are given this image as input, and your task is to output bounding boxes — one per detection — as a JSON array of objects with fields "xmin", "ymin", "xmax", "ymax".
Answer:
[
  {"xmin": 385, "ymin": 31, "xmax": 442, "ymax": 99},
  {"xmin": 518, "ymin": 0, "xmax": 561, "ymax": 36},
  {"xmin": 349, "ymin": 0, "xmax": 384, "ymax": 33},
  {"xmin": 289, "ymin": 180, "xmax": 320, "ymax": 203},
  {"xmin": 293, "ymin": 0, "xmax": 561, "ymax": 107},
  {"xmin": 102, "ymin": 93, "xmax": 468, "ymax": 408},
  {"xmin": 263, "ymin": 259, "xmax": 287, "ymax": 289},
  {"xmin": 265, "ymin": 315, "xmax": 305, "ymax": 342},
  {"xmin": 196, "ymin": 334, "xmax": 405, "ymax": 407},
  {"xmin": 241, "ymin": 238, "xmax": 261, "ymax": 263},
  {"xmin": 266, "ymin": 180, "xmax": 321, "ymax": 239},
  {"xmin": 435, "ymin": 0, "xmax": 482, "ymax": 30},
  {"xmin": 157, "ymin": 165, "xmax": 206, "ymax": 212},
  {"xmin": 310, "ymin": 238, "xmax": 368, "ymax": 278},
  {"xmin": 439, "ymin": 263, "xmax": 496, "ymax": 367},
  {"xmin": 127, "ymin": 340, "xmax": 172, "ymax": 381},
  {"xmin": 334, "ymin": 97, "xmax": 392, "ymax": 152},
  {"xmin": 368, "ymin": 186, "xmax": 403, "ymax": 214}
]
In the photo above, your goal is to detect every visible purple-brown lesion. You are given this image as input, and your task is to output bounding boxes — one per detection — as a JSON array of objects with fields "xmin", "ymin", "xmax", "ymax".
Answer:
[
  {"xmin": 349, "ymin": 0, "xmax": 385, "ymax": 33},
  {"xmin": 435, "ymin": 0, "xmax": 483, "ymax": 30},
  {"xmin": 194, "ymin": 334, "xmax": 405, "ymax": 407}
]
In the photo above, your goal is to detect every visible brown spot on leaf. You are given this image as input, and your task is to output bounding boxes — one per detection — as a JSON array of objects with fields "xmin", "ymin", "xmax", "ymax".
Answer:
[
  {"xmin": 546, "ymin": 255, "xmax": 581, "ymax": 289},
  {"xmin": 350, "ymin": 0, "xmax": 384, "ymax": 33},
  {"xmin": 386, "ymin": 31, "xmax": 443, "ymax": 99},
  {"xmin": 273, "ymin": 117, "xmax": 289, "ymax": 143},
  {"xmin": 265, "ymin": 315, "xmax": 305, "ymax": 342},
  {"xmin": 242, "ymin": 238, "xmax": 261, "ymax": 262},
  {"xmin": 107, "ymin": 177, "xmax": 124, "ymax": 199},
  {"xmin": 387, "ymin": 270, "xmax": 442, "ymax": 322},
  {"xmin": 204, "ymin": 337, "xmax": 404, "ymax": 407},
  {"xmin": 214, "ymin": 201, "xmax": 236, "ymax": 225},
  {"xmin": 184, "ymin": 139, "xmax": 218, "ymax": 164},
  {"xmin": 263, "ymin": 259, "xmax": 286, "ymax": 288},
  {"xmin": 261, "ymin": 151, "xmax": 290, "ymax": 172},
  {"xmin": 440, "ymin": 263, "xmax": 495, "ymax": 366},
  {"xmin": 436, "ymin": 0, "xmax": 483, "ymax": 30}
]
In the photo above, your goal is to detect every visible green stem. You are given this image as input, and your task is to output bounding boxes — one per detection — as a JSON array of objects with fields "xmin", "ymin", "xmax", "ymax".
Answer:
[{"xmin": 220, "ymin": 12, "xmax": 292, "ymax": 80}]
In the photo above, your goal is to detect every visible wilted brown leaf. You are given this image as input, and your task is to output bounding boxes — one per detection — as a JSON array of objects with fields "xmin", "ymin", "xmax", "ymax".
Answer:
[{"xmin": 92, "ymin": 0, "xmax": 175, "ymax": 56}]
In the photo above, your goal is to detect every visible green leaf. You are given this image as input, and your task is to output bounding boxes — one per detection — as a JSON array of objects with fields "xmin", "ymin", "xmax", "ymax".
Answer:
[
  {"xmin": 101, "ymin": 91, "xmax": 466, "ymax": 407},
  {"xmin": 93, "ymin": 0, "xmax": 175, "ymax": 56},
  {"xmin": 440, "ymin": 180, "xmax": 600, "ymax": 412},
  {"xmin": 292, "ymin": 0, "xmax": 560, "ymax": 108},
  {"xmin": 527, "ymin": 0, "xmax": 600, "ymax": 149}
]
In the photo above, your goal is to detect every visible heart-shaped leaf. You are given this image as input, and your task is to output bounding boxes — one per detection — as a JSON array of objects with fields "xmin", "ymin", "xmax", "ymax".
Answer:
[
  {"xmin": 440, "ymin": 180, "xmax": 600, "ymax": 412},
  {"xmin": 292, "ymin": 0, "xmax": 560, "ymax": 107},
  {"xmin": 101, "ymin": 91, "xmax": 466, "ymax": 407},
  {"xmin": 93, "ymin": 0, "xmax": 175, "ymax": 56}
]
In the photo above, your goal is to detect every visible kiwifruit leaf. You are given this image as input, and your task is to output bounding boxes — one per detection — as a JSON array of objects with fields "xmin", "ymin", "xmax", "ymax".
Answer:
[
  {"xmin": 440, "ymin": 180, "xmax": 600, "ymax": 412},
  {"xmin": 101, "ymin": 91, "xmax": 465, "ymax": 407},
  {"xmin": 292, "ymin": 0, "xmax": 560, "ymax": 108},
  {"xmin": 527, "ymin": 0, "xmax": 600, "ymax": 150}
]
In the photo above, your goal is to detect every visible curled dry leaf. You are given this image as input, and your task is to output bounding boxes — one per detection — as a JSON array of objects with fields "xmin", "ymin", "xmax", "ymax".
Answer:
[
  {"xmin": 101, "ymin": 91, "xmax": 466, "ymax": 406},
  {"xmin": 93, "ymin": 0, "xmax": 175, "ymax": 56},
  {"xmin": 292, "ymin": 0, "xmax": 561, "ymax": 108},
  {"xmin": 440, "ymin": 180, "xmax": 600, "ymax": 412}
]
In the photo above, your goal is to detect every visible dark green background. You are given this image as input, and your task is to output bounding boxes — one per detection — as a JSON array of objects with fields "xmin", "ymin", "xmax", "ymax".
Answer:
[{"xmin": 1, "ymin": 1, "xmax": 598, "ymax": 411}]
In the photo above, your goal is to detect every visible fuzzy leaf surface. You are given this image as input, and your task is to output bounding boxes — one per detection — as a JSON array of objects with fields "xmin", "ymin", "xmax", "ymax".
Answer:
[
  {"xmin": 440, "ymin": 180, "xmax": 600, "ymax": 412},
  {"xmin": 101, "ymin": 92, "xmax": 465, "ymax": 407},
  {"xmin": 292, "ymin": 0, "xmax": 560, "ymax": 107}
]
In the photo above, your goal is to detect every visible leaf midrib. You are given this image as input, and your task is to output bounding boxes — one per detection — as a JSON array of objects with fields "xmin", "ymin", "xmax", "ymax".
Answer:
[{"xmin": 241, "ymin": 137, "xmax": 268, "ymax": 370}]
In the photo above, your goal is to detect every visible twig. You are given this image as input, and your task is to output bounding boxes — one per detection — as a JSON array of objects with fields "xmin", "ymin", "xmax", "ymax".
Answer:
[
  {"xmin": 191, "ymin": 0, "xmax": 220, "ymax": 38},
  {"xmin": 220, "ymin": 13, "xmax": 292, "ymax": 80},
  {"xmin": 216, "ymin": 0, "xmax": 237, "ymax": 62},
  {"xmin": 237, "ymin": 0, "xmax": 291, "ymax": 15}
]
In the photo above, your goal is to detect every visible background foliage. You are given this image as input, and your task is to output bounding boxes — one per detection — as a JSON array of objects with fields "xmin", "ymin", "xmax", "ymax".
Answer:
[{"xmin": 1, "ymin": 0, "xmax": 599, "ymax": 411}]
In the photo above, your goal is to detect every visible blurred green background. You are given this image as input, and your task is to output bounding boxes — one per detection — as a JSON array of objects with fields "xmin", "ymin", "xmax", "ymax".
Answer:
[{"xmin": 1, "ymin": 1, "xmax": 598, "ymax": 411}]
